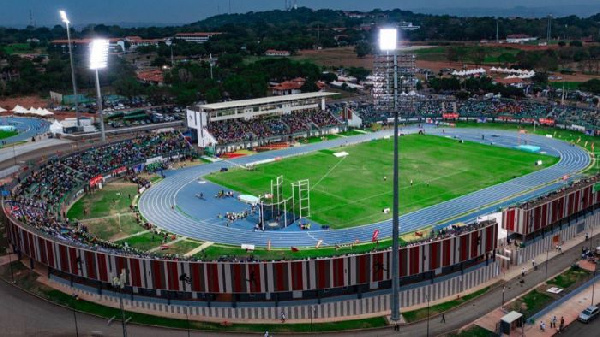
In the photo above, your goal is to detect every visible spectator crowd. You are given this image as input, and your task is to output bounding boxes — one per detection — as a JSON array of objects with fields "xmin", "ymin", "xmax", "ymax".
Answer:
[{"xmin": 207, "ymin": 109, "xmax": 341, "ymax": 144}]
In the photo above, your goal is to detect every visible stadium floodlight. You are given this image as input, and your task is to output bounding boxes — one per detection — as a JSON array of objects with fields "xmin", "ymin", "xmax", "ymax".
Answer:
[
  {"xmin": 379, "ymin": 26, "xmax": 401, "ymax": 325},
  {"xmin": 378, "ymin": 28, "xmax": 397, "ymax": 51},
  {"xmin": 59, "ymin": 10, "xmax": 69, "ymax": 24},
  {"xmin": 90, "ymin": 39, "xmax": 109, "ymax": 70},
  {"xmin": 90, "ymin": 39, "xmax": 109, "ymax": 142},
  {"xmin": 59, "ymin": 10, "xmax": 81, "ymax": 128}
]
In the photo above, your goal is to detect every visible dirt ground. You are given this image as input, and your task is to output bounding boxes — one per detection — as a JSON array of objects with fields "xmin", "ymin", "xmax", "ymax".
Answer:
[
  {"xmin": 291, "ymin": 47, "xmax": 375, "ymax": 69},
  {"xmin": 0, "ymin": 95, "xmax": 49, "ymax": 111},
  {"xmin": 292, "ymin": 46, "xmax": 436, "ymax": 70}
]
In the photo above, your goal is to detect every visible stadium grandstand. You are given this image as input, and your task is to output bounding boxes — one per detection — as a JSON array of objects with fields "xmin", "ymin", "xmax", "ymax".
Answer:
[
  {"xmin": 349, "ymin": 98, "xmax": 600, "ymax": 131},
  {"xmin": 185, "ymin": 92, "xmax": 343, "ymax": 151}
]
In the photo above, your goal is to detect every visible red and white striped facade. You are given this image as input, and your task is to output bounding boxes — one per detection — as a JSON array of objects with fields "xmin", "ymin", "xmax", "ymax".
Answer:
[
  {"xmin": 6, "ymin": 219, "xmax": 497, "ymax": 295},
  {"xmin": 502, "ymin": 180, "xmax": 600, "ymax": 236}
]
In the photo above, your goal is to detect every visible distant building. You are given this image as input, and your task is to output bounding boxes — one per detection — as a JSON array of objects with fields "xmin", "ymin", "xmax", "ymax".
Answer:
[
  {"xmin": 265, "ymin": 49, "xmax": 291, "ymax": 57},
  {"xmin": 271, "ymin": 78, "xmax": 306, "ymax": 95},
  {"xmin": 50, "ymin": 38, "xmax": 125, "ymax": 53},
  {"xmin": 125, "ymin": 36, "xmax": 165, "ymax": 49},
  {"xmin": 343, "ymin": 11, "xmax": 367, "ymax": 18},
  {"xmin": 506, "ymin": 34, "xmax": 538, "ymax": 44},
  {"xmin": 136, "ymin": 69, "xmax": 164, "ymax": 86},
  {"xmin": 174, "ymin": 32, "xmax": 222, "ymax": 44},
  {"xmin": 400, "ymin": 22, "xmax": 420, "ymax": 31},
  {"xmin": 359, "ymin": 23, "xmax": 374, "ymax": 31},
  {"xmin": 494, "ymin": 77, "xmax": 525, "ymax": 88}
]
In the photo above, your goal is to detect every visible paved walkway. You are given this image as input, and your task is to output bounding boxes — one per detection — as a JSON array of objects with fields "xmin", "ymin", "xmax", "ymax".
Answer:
[
  {"xmin": 475, "ymin": 276, "xmax": 600, "ymax": 337},
  {"xmin": 465, "ymin": 231, "xmax": 599, "ymax": 336},
  {"xmin": 185, "ymin": 241, "xmax": 213, "ymax": 257}
]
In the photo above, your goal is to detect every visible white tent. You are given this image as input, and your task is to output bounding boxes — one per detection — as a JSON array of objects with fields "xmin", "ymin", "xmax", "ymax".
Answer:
[
  {"xmin": 38, "ymin": 109, "xmax": 54, "ymax": 117},
  {"xmin": 49, "ymin": 120, "xmax": 64, "ymax": 134},
  {"xmin": 12, "ymin": 105, "xmax": 28, "ymax": 113},
  {"xmin": 238, "ymin": 195, "xmax": 260, "ymax": 205},
  {"xmin": 0, "ymin": 107, "xmax": 6, "ymax": 113}
]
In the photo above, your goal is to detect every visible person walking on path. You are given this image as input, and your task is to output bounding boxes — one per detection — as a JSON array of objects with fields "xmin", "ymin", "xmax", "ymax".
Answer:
[
  {"xmin": 441, "ymin": 313, "xmax": 446, "ymax": 323},
  {"xmin": 551, "ymin": 316, "xmax": 557, "ymax": 328},
  {"xmin": 559, "ymin": 316, "xmax": 565, "ymax": 332},
  {"xmin": 280, "ymin": 311, "xmax": 286, "ymax": 323}
]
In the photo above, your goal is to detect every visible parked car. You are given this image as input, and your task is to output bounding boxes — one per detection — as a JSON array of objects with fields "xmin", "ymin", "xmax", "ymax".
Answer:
[{"xmin": 578, "ymin": 306, "xmax": 599, "ymax": 323}]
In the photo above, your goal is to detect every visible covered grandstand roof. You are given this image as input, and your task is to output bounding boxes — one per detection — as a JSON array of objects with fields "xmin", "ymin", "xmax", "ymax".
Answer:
[{"xmin": 198, "ymin": 92, "xmax": 338, "ymax": 111}]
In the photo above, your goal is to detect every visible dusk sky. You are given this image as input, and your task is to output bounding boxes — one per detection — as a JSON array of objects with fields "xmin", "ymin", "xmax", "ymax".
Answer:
[{"xmin": 2, "ymin": 0, "xmax": 600, "ymax": 27}]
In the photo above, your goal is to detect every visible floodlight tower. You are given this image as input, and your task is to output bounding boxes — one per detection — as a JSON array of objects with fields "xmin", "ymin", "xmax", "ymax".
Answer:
[
  {"xmin": 59, "ymin": 10, "xmax": 81, "ymax": 128},
  {"xmin": 379, "ymin": 27, "xmax": 401, "ymax": 324},
  {"xmin": 165, "ymin": 39, "xmax": 174, "ymax": 67},
  {"xmin": 90, "ymin": 39, "xmax": 109, "ymax": 142}
]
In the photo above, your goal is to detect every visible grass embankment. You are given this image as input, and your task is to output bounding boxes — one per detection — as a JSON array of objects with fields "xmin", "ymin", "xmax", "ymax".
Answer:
[
  {"xmin": 207, "ymin": 134, "xmax": 558, "ymax": 229},
  {"xmin": 506, "ymin": 266, "xmax": 591, "ymax": 321},
  {"xmin": 0, "ymin": 130, "xmax": 18, "ymax": 140},
  {"xmin": 339, "ymin": 129, "xmax": 368, "ymax": 136},
  {"xmin": 507, "ymin": 290, "xmax": 553, "ymax": 319},
  {"xmin": 67, "ymin": 183, "xmax": 141, "ymax": 241},
  {"xmin": 546, "ymin": 267, "xmax": 591, "ymax": 289},
  {"xmin": 66, "ymin": 181, "xmax": 201, "ymax": 255},
  {"xmin": 548, "ymin": 82, "xmax": 582, "ymax": 90},
  {"xmin": 196, "ymin": 236, "xmax": 406, "ymax": 260},
  {"xmin": 0, "ymin": 261, "xmax": 386, "ymax": 333},
  {"xmin": 304, "ymin": 134, "xmax": 340, "ymax": 143},
  {"xmin": 402, "ymin": 287, "xmax": 491, "ymax": 323},
  {"xmin": 412, "ymin": 46, "xmax": 520, "ymax": 64}
]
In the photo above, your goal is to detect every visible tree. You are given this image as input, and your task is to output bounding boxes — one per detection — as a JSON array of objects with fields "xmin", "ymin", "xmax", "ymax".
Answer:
[
  {"xmin": 446, "ymin": 47, "xmax": 460, "ymax": 62},
  {"xmin": 113, "ymin": 77, "xmax": 143, "ymax": 101},
  {"xmin": 204, "ymin": 87, "xmax": 222, "ymax": 103},
  {"xmin": 151, "ymin": 57, "xmax": 168, "ymax": 67},
  {"xmin": 320, "ymin": 72, "xmax": 337, "ymax": 83},
  {"xmin": 532, "ymin": 72, "xmax": 548, "ymax": 84},
  {"xmin": 468, "ymin": 47, "xmax": 487, "ymax": 66},
  {"xmin": 354, "ymin": 41, "xmax": 371, "ymax": 58},
  {"xmin": 497, "ymin": 53, "xmax": 516, "ymax": 66},
  {"xmin": 300, "ymin": 80, "xmax": 319, "ymax": 93},
  {"xmin": 570, "ymin": 40, "xmax": 583, "ymax": 47},
  {"xmin": 579, "ymin": 79, "xmax": 600, "ymax": 94},
  {"xmin": 346, "ymin": 67, "xmax": 370, "ymax": 82}
]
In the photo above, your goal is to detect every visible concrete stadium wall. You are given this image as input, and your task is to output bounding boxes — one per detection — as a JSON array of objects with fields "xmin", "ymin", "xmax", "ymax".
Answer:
[{"xmin": 49, "ymin": 261, "xmax": 498, "ymax": 321}]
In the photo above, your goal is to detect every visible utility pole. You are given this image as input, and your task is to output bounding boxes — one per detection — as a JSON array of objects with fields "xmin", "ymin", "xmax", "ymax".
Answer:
[
  {"xmin": 547, "ymin": 15, "xmax": 552, "ymax": 43},
  {"xmin": 496, "ymin": 18, "xmax": 499, "ymax": 43}
]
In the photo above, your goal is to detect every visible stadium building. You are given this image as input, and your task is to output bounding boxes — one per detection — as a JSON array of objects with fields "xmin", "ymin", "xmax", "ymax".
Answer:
[{"xmin": 186, "ymin": 92, "xmax": 342, "ymax": 152}]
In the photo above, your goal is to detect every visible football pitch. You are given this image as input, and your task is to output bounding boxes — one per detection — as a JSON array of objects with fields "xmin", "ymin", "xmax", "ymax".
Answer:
[{"xmin": 206, "ymin": 134, "xmax": 559, "ymax": 229}]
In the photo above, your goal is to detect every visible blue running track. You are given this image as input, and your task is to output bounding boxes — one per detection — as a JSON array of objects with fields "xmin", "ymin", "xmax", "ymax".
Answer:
[
  {"xmin": 139, "ymin": 127, "xmax": 590, "ymax": 248},
  {"xmin": 0, "ymin": 117, "xmax": 50, "ymax": 144}
]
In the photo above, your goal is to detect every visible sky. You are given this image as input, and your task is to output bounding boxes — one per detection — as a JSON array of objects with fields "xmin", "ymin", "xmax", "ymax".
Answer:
[{"xmin": 2, "ymin": 0, "xmax": 600, "ymax": 27}]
